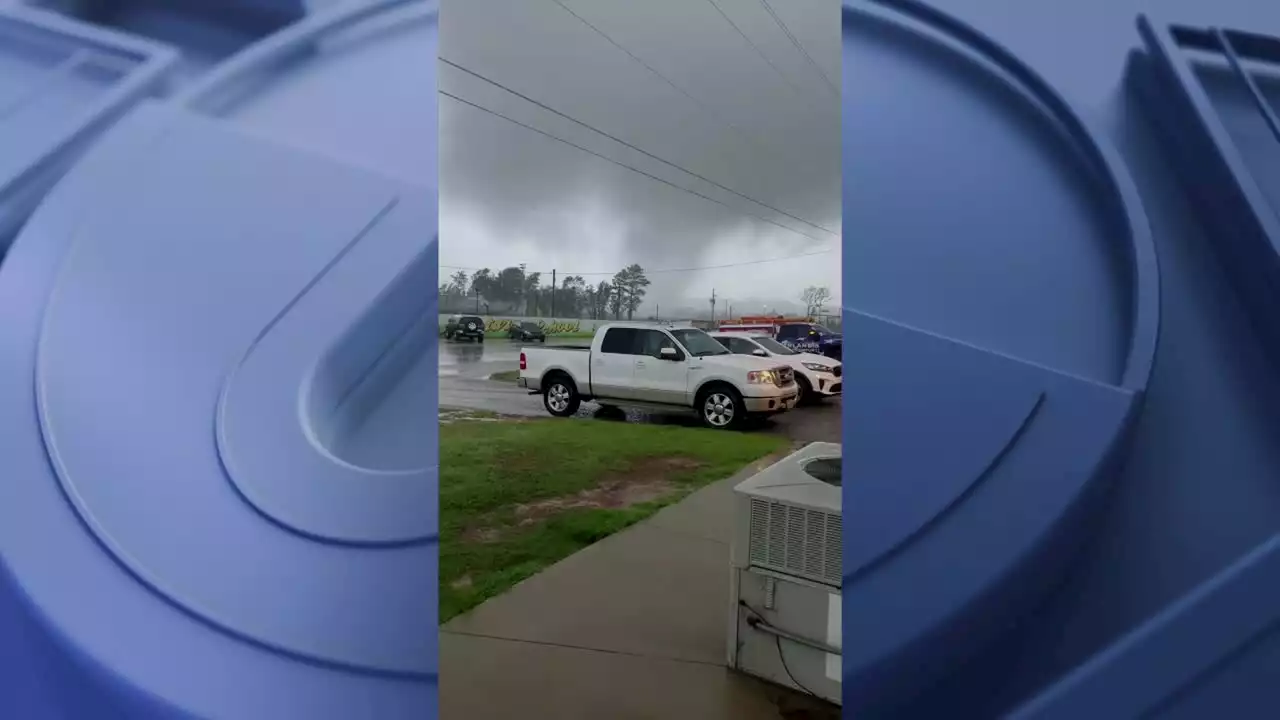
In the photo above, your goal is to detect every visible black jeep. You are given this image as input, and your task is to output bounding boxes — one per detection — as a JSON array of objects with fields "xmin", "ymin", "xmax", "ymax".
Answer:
[{"xmin": 444, "ymin": 315, "xmax": 486, "ymax": 342}]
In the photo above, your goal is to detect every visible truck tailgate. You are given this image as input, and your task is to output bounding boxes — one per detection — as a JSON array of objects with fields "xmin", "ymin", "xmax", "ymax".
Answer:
[{"xmin": 519, "ymin": 345, "xmax": 591, "ymax": 392}]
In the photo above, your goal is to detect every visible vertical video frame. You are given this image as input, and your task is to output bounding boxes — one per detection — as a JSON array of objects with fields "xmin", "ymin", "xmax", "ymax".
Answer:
[
  {"xmin": 0, "ymin": 0, "xmax": 438, "ymax": 718},
  {"xmin": 439, "ymin": 0, "xmax": 842, "ymax": 717}
]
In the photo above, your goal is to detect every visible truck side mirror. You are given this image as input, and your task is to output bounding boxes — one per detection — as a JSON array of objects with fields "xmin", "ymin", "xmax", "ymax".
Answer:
[
  {"xmin": 659, "ymin": 347, "xmax": 680, "ymax": 360},
  {"xmin": 752, "ymin": 348, "xmax": 767, "ymax": 357}
]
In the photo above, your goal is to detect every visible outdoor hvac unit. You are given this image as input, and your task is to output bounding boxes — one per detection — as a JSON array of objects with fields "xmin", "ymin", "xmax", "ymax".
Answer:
[{"xmin": 728, "ymin": 442, "xmax": 842, "ymax": 706}]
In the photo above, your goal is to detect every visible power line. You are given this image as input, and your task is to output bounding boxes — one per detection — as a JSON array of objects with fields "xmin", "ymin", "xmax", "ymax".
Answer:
[
  {"xmin": 543, "ymin": 0, "xmax": 808, "ymax": 179},
  {"xmin": 758, "ymin": 0, "xmax": 839, "ymax": 97},
  {"xmin": 440, "ymin": 248, "xmax": 833, "ymax": 278},
  {"xmin": 703, "ymin": 0, "xmax": 830, "ymax": 108},
  {"xmin": 441, "ymin": 58, "xmax": 838, "ymax": 239},
  {"xmin": 440, "ymin": 91, "xmax": 835, "ymax": 244}
]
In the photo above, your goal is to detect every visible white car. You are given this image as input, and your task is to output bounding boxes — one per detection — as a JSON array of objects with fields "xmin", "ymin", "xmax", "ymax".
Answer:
[
  {"xmin": 708, "ymin": 332, "xmax": 842, "ymax": 405},
  {"xmin": 518, "ymin": 323, "xmax": 799, "ymax": 429}
]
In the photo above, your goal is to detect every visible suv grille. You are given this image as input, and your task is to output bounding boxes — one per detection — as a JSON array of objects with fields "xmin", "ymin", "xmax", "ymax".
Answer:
[{"xmin": 833, "ymin": 365, "xmax": 842, "ymax": 378}]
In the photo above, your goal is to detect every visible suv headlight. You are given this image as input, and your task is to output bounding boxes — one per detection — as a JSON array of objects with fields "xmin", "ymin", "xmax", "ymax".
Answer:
[
  {"xmin": 747, "ymin": 370, "xmax": 778, "ymax": 385},
  {"xmin": 802, "ymin": 362, "xmax": 832, "ymax": 372}
]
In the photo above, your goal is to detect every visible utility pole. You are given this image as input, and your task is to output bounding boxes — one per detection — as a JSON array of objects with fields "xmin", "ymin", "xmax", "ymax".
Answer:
[
  {"xmin": 473, "ymin": 286, "xmax": 480, "ymax": 314},
  {"xmin": 519, "ymin": 262, "xmax": 527, "ymax": 315},
  {"xmin": 710, "ymin": 288, "xmax": 717, "ymax": 323},
  {"xmin": 550, "ymin": 269, "xmax": 556, "ymax": 319}
]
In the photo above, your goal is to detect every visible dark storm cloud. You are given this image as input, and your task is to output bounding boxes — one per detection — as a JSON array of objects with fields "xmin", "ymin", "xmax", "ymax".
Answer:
[
  {"xmin": 437, "ymin": 0, "xmax": 841, "ymax": 304},
  {"xmin": 438, "ymin": 94, "xmax": 839, "ymax": 303}
]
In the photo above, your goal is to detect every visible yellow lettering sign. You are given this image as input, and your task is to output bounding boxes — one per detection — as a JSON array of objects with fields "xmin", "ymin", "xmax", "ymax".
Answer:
[{"xmin": 441, "ymin": 317, "xmax": 586, "ymax": 335}]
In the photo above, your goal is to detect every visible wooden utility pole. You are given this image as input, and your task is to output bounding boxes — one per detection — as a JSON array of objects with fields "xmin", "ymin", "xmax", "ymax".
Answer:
[
  {"xmin": 710, "ymin": 288, "xmax": 717, "ymax": 321},
  {"xmin": 519, "ymin": 262, "xmax": 527, "ymax": 315},
  {"xmin": 550, "ymin": 269, "xmax": 556, "ymax": 318}
]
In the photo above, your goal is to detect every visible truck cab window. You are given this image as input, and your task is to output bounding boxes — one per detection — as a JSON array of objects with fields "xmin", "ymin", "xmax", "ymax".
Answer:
[
  {"xmin": 715, "ymin": 337, "xmax": 755, "ymax": 354},
  {"xmin": 601, "ymin": 328, "xmax": 639, "ymax": 354},
  {"xmin": 638, "ymin": 329, "xmax": 679, "ymax": 358}
]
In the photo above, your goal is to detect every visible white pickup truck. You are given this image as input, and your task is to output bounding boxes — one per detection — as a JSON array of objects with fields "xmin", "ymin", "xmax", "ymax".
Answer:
[{"xmin": 518, "ymin": 322, "xmax": 799, "ymax": 429}]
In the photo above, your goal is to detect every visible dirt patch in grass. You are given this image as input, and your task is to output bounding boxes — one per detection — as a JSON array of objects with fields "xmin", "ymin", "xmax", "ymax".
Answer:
[
  {"xmin": 460, "ymin": 526, "xmax": 502, "ymax": 544},
  {"xmin": 514, "ymin": 456, "xmax": 702, "ymax": 522},
  {"xmin": 465, "ymin": 456, "xmax": 706, "ymax": 539}
]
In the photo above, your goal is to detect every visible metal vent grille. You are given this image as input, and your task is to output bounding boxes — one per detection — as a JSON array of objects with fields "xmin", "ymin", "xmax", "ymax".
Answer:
[{"xmin": 748, "ymin": 498, "xmax": 842, "ymax": 586}]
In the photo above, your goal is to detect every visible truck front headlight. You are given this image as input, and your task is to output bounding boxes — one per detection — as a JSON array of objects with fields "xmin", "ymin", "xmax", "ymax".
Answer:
[{"xmin": 747, "ymin": 370, "xmax": 777, "ymax": 385}]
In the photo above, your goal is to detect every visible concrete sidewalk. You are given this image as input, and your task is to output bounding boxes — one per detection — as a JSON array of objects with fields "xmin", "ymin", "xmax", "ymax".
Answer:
[{"xmin": 439, "ymin": 465, "xmax": 839, "ymax": 719}]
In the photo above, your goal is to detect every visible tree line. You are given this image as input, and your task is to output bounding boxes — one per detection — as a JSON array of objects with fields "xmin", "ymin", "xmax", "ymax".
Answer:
[{"xmin": 440, "ymin": 263, "xmax": 651, "ymax": 320}]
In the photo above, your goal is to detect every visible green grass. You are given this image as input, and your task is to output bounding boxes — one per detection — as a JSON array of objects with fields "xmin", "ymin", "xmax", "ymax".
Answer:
[
  {"xmin": 439, "ymin": 418, "xmax": 786, "ymax": 621},
  {"xmin": 439, "ymin": 407, "xmax": 499, "ymax": 420},
  {"xmin": 488, "ymin": 369, "xmax": 519, "ymax": 382}
]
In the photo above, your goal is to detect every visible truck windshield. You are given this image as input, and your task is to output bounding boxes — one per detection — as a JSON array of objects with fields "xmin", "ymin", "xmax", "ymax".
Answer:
[
  {"xmin": 754, "ymin": 337, "xmax": 797, "ymax": 355},
  {"xmin": 670, "ymin": 328, "xmax": 730, "ymax": 356}
]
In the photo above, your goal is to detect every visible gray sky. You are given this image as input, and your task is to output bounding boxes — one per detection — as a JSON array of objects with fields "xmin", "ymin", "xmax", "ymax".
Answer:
[{"xmin": 438, "ymin": 0, "xmax": 841, "ymax": 314}]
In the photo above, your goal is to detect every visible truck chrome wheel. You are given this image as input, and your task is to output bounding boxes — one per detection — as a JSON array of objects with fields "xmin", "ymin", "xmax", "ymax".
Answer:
[
  {"xmin": 548, "ymin": 384, "xmax": 571, "ymax": 412},
  {"xmin": 704, "ymin": 392, "xmax": 735, "ymax": 427}
]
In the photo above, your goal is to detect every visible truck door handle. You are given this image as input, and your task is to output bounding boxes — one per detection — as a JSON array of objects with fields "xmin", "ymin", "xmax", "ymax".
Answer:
[{"xmin": 635, "ymin": 361, "xmax": 647, "ymax": 368}]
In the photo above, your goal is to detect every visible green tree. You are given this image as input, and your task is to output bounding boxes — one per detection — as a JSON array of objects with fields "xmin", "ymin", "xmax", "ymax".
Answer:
[
  {"xmin": 449, "ymin": 269, "xmax": 469, "ymax": 292},
  {"xmin": 606, "ymin": 281, "xmax": 624, "ymax": 319},
  {"xmin": 439, "ymin": 269, "xmax": 470, "ymax": 311},
  {"xmin": 588, "ymin": 281, "xmax": 612, "ymax": 320},
  {"xmin": 559, "ymin": 275, "xmax": 586, "ymax": 317},
  {"xmin": 492, "ymin": 266, "xmax": 525, "ymax": 308},
  {"xmin": 522, "ymin": 271, "xmax": 542, "ymax": 315},
  {"xmin": 468, "ymin": 268, "xmax": 493, "ymax": 299},
  {"xmin": 800, "ymin": 285, "xmax": 832, "ymax": 316},
  {"xmin": 612, "ymin": 264, "xmax": 651, "ymax": 321}
]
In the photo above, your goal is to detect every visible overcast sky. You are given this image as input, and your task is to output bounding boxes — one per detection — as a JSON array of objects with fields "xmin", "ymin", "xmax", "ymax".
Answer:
[{"xmin": 438, "ymin": 0, "xmax": 841, "ymax": 315}]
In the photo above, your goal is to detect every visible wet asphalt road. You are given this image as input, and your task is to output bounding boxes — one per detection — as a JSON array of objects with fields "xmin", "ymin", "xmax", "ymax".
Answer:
[{"xmin": 438, "ymin": 338, "xmax": 841, "ymax": 443}]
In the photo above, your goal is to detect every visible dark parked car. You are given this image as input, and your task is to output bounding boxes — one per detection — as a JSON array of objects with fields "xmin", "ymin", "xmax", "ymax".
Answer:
[
  {"xmin": 444, "ymin": 315, "xmax": 486, "ymax": 342},
  {"xmin": 508, "ymin": 321, "xmax": 547, "ymax": 342},
  {"xmin": 776, "ymin": 322, "xmax": 842, "ymax": 360}
]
